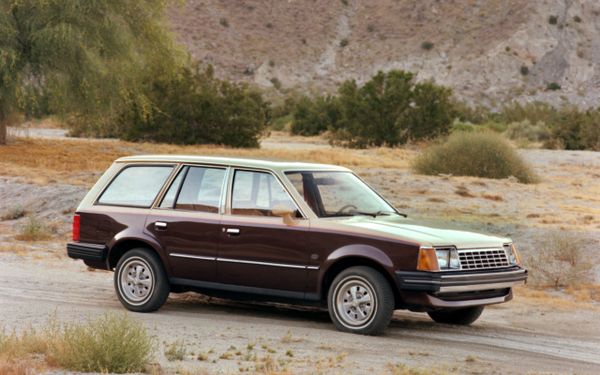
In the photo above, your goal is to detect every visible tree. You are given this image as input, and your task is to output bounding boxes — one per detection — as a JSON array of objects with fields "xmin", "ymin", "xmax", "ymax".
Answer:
[
  {"xmin": 291, "ymin": 95, "xmax": 340, "ymax": 136},
  {"xmin": 116, "ymin": 65, "xmax": 270, "ymax": 147},
  {"xmin": 0, "ymin": 0, "xmax": 180, "ymax": 144},
  {"xmin": 330, "ymin": 70, "xmax": 457, "ymax": 147},
  {"xmin": 333, "ymin": 70, "xmax": 414, "ymax": 147}
]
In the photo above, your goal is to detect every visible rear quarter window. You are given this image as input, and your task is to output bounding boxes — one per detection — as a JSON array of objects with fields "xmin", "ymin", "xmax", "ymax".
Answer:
[{"xmin": 97, "ymin": 165, "xmax": 174, "ymax": 207}]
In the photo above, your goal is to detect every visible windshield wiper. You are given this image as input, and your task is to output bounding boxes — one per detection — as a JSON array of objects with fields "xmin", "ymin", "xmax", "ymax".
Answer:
[{"xmin": 352, "ymin": 210, "xmax": 393, "ymax": 218}]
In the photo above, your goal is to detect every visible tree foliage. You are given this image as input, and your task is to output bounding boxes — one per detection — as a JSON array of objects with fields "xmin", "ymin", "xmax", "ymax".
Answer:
[
  {"xmin": 330, "ymin": 70, "xmax": 455, "ymax": 147},
  {"xmin": 0, "ymin": 0, "xmax": 180, "ymax": 143},
  {"xmin": 115, "ymin": 65, "xmax": 270, "ymax": 147},
  {"xmin": 291, "ymin": 95, "xmax": 340, "ymax": 136}
]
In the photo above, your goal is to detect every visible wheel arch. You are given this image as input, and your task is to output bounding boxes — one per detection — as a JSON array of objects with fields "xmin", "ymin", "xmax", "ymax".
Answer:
[
  {"xmin": 107, "ymin": 237, "xmax": 171, "ymax": 275},
  {"xmin": 320, "ymin": 245, "xmax": 401, "ymax": 307}
]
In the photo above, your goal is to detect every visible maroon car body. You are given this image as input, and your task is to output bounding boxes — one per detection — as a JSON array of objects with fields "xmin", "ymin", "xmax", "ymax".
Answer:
[{"xmin": 67, "ymin": 155, "xmax": 527, "ymax": 334}]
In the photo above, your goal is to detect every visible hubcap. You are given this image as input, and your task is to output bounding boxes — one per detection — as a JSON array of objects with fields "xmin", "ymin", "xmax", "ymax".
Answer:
[
  {"xmin": 119, "ymin": 257, "xmax": 154, "ymax": 305},
  {"xmin": 334, "ymin": 276, "xmax": 377, "ymax": 329}
]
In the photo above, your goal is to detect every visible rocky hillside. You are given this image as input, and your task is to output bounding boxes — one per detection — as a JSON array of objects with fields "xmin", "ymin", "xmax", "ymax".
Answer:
[{"xmin": 168, "ymin": 0, "xmax": 600, "ymax": 108}]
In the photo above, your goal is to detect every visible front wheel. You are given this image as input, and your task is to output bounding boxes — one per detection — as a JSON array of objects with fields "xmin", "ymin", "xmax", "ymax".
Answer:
[
  {"xmin": 114, "ymin": 248, "xmax": 170, "ymax": 312},
  {"xmin": 427, "ymin": 306, "xmax": 484, "ymax": 325},
  {"xmin": 327, "ymin": 266, "xmax": 395, "ymax": 335}
]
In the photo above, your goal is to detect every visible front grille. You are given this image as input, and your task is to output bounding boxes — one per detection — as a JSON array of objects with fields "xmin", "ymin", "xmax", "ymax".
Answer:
[{"xmin": 458, "ymin": 248, "xmax": 510, "ymax": 270}]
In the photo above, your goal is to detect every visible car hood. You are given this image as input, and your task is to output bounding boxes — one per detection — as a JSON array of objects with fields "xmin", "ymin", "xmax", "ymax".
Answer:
[{"xmin": 325, "ymin": 215, "xmax": 511, "ymax": 248}]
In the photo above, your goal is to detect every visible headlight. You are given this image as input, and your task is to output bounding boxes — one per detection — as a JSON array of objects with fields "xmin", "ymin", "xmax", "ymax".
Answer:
[
  {"xmin": 435, "ymin": 248, "xmax": 460, "ymax": 270},
  {"xmin": 505, "ymin": 243, "xmax": 521, "ymax": 265},
  {"xmin": 417, "ymin": 246, "xmax": 461, "ymax": 271}
]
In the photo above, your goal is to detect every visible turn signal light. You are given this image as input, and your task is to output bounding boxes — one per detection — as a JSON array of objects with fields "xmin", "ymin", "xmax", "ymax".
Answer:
[{"xmin": 417, "ymin": 247, "xmax": 439, "ymax": 271}]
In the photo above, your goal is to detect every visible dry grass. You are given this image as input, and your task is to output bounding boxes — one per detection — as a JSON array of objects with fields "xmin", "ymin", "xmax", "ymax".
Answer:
[
  {"xmin": 0, "ymin": 138, "xmax": 412, "ymax": 186},
  {"xmin": 0, "ymin": 313, "xmax": 154, "ymax": 374},
  {"xmin": 524, "ymin": 233, "xmax": 594, "ymax": 289},
  {"xmin": 14, "ymin": 216, "xmax": 52, "ymax": 242}
]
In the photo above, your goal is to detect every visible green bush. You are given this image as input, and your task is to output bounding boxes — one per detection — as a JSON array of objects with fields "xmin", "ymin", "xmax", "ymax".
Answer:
[
  {"xmin": 421, "ymin": 41, "xmax": 434, "ymax": 50},
  {"xmin": 546, "ymin": 82, "xmax": 561, "ymax": 90},
  {"xmin": 450, "ymin": 120, "xmax": 477, "ymax": 133},
  {"xmin": 412, "ymin": 132, "xmax": 538, "ymax": 183},
  {"xmin": 498, "ymin": 102, "xmax": 600, "ymax": 150},
  {"xmin": 49, "ymin": 314, "xmax": 154, "ymax": 373},
  {"xmin": 330, "ymin": 70, "xmax": 455, "ymax": 147},
  {"xmin": 117, "ymin": 65, "xmax": 269, "ymax": 147},
  {"xmin": 505, "ymin": 120, "xmax": 551, "ymax": 143},
  {"xmin": 291, "ymin": 95, "xmax": 340, "ymax": 136},
  {"xmin": 546, "ymin": 106, "xmax": 600, "ymax": 150}
]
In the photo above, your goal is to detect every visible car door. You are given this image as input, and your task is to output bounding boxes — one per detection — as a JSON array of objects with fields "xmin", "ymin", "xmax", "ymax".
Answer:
[
  {"xmin": 146, "ymin": 165, "xmax": 227, "ymax": 282},
  {"xmin": 217, "ymin": 169, "xmax": 311, "ymax": 298}
]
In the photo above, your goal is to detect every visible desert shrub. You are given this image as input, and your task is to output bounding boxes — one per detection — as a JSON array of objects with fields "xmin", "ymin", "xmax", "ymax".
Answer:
[
  {"xmin": 525, "ymin": 233, "xmax": 593, "ymax": 288},
  {"xmin": 546, "ymin": 82, "xmax": 561, "ymax": 90},
  {"xmin": 545, "ymin": 106, "xmax": 600, "ymax": 150},
  {"xmin": 482, "ymin": 121, "xmax": 508, "ymax": 133},
  {"xmin": 412, "ymin": 131, "xmax": 538, "ymax": 183},
  {"xmin": 339, "ymin": 38, "xmax": 349, "ymax": 47},
  {"xmin": 548, "ymin": 15, "xmax": 558, "ymax": 25},
  {"xmin": 48, "ymin": 314, "xmax": 154, "ymax": 373},
  {"xmin": 453, "ymin": 101, "xmax": 492, "ymax": 124},
  {"xmin": 498, "ymin": 101, "xmax": 558, "ymax": 125},
  {"xmin": 164, "ymin": 340, "xmax": 187, "ymax": 361},
  {"xmin": 421, "ymin": 41, "xmax": 434, "ymax": 50},
  {"xmin": 116, "ymin": 65, "xmax": 269, "ymax": 148},
  {"xmin": 498, "ymin": 102, "xmax": 600, "ymax": 150},
  {"xmin": 15, "ymin": 216, "xmax": 51, "ymax": 241},
  {"xmin": 450, "ymin": 120, "xmax": 477, "ymax": 133},
  {"xmin": 1, "ymin": 205, "xmax": 26, "ymax": 220},
  {"xmin": 330, "ymin": 70, "xmax": 455, "ymax": 147},
  {"xmin": 219, "ymin": 17, "xmax": 229, "ymax": 27},
  {"xmin": 520, "ymin": 65, "xmax": 530, "ymax": 76},
  {"xmin": 505, "ymin": 120, "xmax": 551, "ymax": 142},
  {"xmin": 1, "ymin": 314, "xmax": 153, "ymax": 374},
  {"xmin": 291, "ymin": 95, "xmax": 340, "ymax": 136},
  {"xmin": 573, "ymin": 15, "xmax": 582, "ymax": 23}
]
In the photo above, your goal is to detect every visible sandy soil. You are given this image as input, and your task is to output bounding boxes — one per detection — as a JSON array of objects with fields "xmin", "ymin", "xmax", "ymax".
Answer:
[
  {"xmin": 1, "ymin": 130, "xmax": 600, "ymax": 373},
  {"xmin": 1, "ymin": 252, "xmax": 599, "ymax": 375}
]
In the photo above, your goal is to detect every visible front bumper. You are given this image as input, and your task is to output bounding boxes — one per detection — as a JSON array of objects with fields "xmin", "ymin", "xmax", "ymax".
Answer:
[
  {"xmin": 395, "ymin": 267, "xmax": 527, "ymax": 309},
  {"xmin": 395, "ymin": 267, "xmax": 527, "ymax": 293}
]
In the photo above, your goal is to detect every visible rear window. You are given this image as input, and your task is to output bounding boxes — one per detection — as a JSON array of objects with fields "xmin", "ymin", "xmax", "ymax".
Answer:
[{"xmin": 98, "ymin": 165, "xmax": 173, "ymax": 207}]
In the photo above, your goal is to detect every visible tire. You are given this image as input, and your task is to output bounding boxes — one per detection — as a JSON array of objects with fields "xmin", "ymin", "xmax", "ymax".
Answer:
[
  {"xmin": 327, "ymin": 266, "xmax": 395, "ymax": 335},
  {"xmin": 114, "ymin": 248, "xmax": 170, "ymax": 312},
  {"xmin": 427, "ymin": 306, "xmax": 484, "ymax": 325}
]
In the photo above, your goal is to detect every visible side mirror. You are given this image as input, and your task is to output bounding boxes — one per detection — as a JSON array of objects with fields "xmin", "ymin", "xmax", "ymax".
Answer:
[{"xmin": 272, "ymin": 204, "xmax": 296, "ymax": 226}]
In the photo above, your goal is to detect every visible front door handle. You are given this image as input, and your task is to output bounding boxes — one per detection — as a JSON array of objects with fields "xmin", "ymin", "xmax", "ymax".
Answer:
[
  {"xmin": 155, "ymin": 221, "xmax": 168, "ymax": 230},
  {"xmin": 225, "ymin": 228, "xmax": 240, "ymax": 235}
]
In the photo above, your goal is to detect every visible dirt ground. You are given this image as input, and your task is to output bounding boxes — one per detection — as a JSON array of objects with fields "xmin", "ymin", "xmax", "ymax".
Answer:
[{"xmin": 1, "ymin": 129, "xmax": 600, "ymax": 374}]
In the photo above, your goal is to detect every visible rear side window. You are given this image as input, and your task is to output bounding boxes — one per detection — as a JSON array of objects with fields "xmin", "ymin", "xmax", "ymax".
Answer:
[
  {"xmin": 98, "ymin": 165, "xmax": 173, "ymax": 207},
  {"xmin": 176, "ymin": 167, "xmax": 226, "ymax": 212}
]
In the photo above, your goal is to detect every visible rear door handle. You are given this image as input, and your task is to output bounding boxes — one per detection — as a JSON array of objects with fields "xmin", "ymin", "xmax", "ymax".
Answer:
[
  {"xmin": 225, "ymin": 228, "xmax": 240, "ymax": 235},
  {"xmin": 155, "ymin": 221, "xmax": 168, "ymax": 230}
]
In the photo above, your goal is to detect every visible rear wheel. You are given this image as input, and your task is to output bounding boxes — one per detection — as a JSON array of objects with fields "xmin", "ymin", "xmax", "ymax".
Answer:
[
  {"xmin": 114, "ymin": 248, "xmax": 170, "ymax": 312},
  {"xmin": 327, "ymin": 266, "xmax": 394, "ymax": 335},
  {"xmin": 427, "ymin": 306, "xmax": 484, "ymax": 325}
]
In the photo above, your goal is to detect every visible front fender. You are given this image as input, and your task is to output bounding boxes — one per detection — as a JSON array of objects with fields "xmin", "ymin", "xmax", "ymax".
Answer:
[{"xmin": 317, "ymin": 244, "xmax": 396, "ymax": 297}]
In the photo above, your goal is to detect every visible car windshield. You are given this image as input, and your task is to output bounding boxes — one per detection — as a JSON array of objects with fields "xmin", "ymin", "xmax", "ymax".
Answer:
[{"xmin": 285, "ymin": 171, "xmax": 397, "ymax": 218}]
